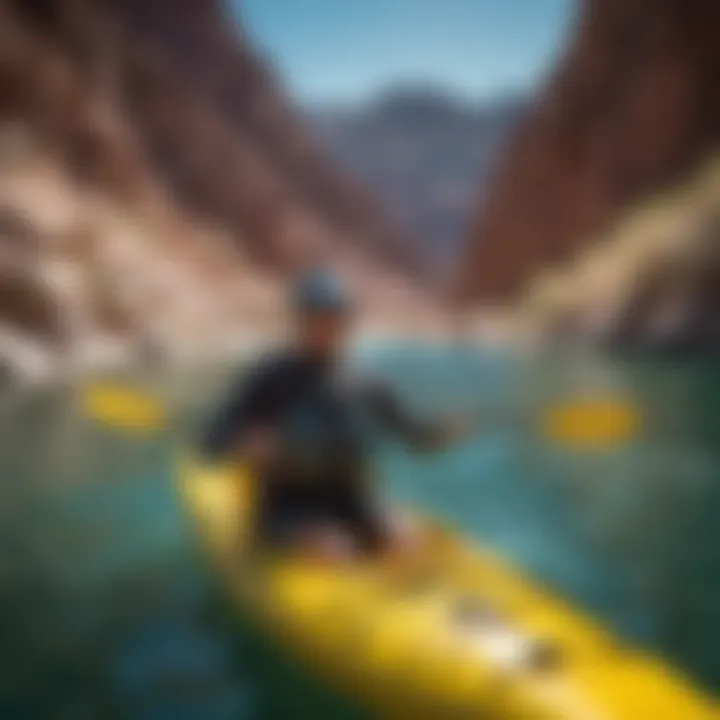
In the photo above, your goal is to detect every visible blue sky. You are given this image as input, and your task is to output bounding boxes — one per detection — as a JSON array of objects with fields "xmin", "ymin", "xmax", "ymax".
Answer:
[{"xmin": 237, "ymin": 0, "xmax": 575, "ymax": 105}]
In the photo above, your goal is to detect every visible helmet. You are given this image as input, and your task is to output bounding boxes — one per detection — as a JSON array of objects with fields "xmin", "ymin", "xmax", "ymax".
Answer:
[{"xmin": 292, "ymin": 268, "xmax": 354, "ymax": 315}]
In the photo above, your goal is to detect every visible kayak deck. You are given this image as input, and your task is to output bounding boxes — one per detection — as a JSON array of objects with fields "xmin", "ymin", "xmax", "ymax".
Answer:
[{"xmin": 179, "ymin": 459, "xmax": 718, "ymax": 719}]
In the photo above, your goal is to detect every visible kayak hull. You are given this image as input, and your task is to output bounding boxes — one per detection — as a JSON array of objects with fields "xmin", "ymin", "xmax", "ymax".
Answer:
[{"xmin": 179, "ymin": 458, "xmax": 718, "ymax": 719}]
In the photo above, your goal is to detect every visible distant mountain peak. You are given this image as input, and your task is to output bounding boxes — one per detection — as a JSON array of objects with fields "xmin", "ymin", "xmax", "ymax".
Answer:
[
  {"xmin": 371, "ymin": 85, "xmax": 467, "ymax": 119},
  {"xmin": 310, "ymin": 89, "xmax": 526, "ymax": 278}
]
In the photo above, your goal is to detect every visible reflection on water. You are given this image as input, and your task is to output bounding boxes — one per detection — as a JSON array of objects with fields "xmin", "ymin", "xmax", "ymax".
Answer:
[
  {"xmin": 0, "ymin": 380, "xmax": 362, "ymax": 719},
  {"xmin": 0, "ymin": 351, "xmax": 719, "ymax": 718}
]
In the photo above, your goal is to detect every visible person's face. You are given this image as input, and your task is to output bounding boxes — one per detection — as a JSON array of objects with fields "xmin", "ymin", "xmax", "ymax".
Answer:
[{"xmin": 297, "ymin": 311, "xmax": 351, "ymax": 359}]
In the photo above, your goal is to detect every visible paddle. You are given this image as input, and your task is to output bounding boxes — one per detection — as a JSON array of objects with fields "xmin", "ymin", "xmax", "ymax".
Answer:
[
  {"xmin": 542, "ymin": 396, "xmax": 641, "ymax": 449},
  {"xmin": 80, "ymin": 381, "xmax": 642, "ymax": 449},
  {"xmin": 80, "ymin": 382, "xmax": 167, "ymax": 432}
]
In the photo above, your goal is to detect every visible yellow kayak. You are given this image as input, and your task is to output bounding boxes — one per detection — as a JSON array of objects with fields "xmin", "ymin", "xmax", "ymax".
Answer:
[{"xmin": 179, "ymin": 458, "xmax": 718, "ymax": 719}]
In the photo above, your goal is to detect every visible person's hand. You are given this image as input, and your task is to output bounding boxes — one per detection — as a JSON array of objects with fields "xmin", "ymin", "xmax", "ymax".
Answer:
[{"xmin": 235, "ymin": 426, "xmax": 279, "ymax": 469}]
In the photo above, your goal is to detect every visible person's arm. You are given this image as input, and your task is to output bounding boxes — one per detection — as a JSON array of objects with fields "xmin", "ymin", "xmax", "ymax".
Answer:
[
  {"xmin": 364, "ymin": 379, "xmax": 475, "ymax": 452},
  {"xmin": 201, "ymin": 361, "xmax": 278, "ymax": 464}
]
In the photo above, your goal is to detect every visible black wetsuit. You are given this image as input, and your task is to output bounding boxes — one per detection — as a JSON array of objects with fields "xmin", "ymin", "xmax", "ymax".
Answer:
[{"xmin": 202, "ymin": 351, "xmax": 443, "ymax": 551}]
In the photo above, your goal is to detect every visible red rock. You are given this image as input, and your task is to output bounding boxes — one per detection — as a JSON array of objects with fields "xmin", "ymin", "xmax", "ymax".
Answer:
[
  {"xmin": 457, "ymin": 0, "xmax": 720, "ymax": 303},
  {"xmin": 0, "ymin": 0, "xmax": 420, "ymax": 278}
]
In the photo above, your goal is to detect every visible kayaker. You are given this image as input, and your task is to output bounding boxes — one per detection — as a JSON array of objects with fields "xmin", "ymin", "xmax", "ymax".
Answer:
[{"xmin": 202, "ymin": 268, "xmax": 473, "ymax": 561}]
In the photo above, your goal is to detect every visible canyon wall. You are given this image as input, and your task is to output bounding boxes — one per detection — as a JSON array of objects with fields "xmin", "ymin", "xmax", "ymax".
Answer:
[
  {"xmin": 458, "ymin": 0, "xmax": 720, "ymax": 305},
  {"xmin": 0, "ymin": 0, "xmax": 434, "ymax": 380}
]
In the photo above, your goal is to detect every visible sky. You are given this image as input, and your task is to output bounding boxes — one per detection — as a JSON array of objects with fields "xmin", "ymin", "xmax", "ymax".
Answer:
[{"xmin": 237, "ymin": 0, "xmax": 576, "ymax": 106}]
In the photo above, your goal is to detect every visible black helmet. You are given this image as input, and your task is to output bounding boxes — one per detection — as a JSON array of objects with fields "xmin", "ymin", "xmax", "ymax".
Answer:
[{"xmin": 292, "ymin": 268, "xmax": 354, "ymax": 315}]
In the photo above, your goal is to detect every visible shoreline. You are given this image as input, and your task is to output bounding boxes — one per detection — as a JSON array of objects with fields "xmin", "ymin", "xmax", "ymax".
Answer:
[{"xmin": 0, "ymin": 321, "xmax": 529, "ymax": 395}]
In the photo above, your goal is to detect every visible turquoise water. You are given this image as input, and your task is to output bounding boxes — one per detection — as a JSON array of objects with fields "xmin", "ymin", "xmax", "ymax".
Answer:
[{"xmin": 1, "ymin": 349, "xmax": 719, "ymax": 718}]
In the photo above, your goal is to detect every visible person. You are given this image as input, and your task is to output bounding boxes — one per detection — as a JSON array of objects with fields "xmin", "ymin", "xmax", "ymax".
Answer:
[{"xmin": 202, "ymin": 268, "xmax": 474, "ymax": 562}]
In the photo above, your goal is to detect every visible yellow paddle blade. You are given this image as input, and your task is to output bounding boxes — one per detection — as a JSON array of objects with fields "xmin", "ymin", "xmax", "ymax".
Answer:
[
  {"xmin": 81, "ymin": 383, "xmax": 167, "ymax": 431},
  {"xmin": 543, "ymin": 397, "xmax": 642, "ymax": 448}
]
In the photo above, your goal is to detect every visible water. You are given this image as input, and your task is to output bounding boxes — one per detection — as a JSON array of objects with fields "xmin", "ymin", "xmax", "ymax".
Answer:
[{"xmin": 1, "ymin": 349, "xmax": 719, "ymax": 718}]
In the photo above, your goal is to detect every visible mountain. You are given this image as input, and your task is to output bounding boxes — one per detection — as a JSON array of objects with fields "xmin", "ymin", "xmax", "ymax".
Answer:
[
  {"xmin": 0, "ymin": 0, "xmax": 438, "ymax": 380},
  {"xmin": 309, "ymin": 87, "xmax": 526, "ymax": 279},
  {"xmin": 457, "ymin": 0, "xmax": 720, "ymax": 305}
]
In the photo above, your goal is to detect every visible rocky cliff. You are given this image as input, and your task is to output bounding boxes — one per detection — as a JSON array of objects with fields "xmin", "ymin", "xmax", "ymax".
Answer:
[
  {"xmin": 311, "ymin": 88, "xmax": 525, "ymax": 280},
  {"xmin": 0, "ymin": 0, "xmax": 434, "ymax": 380},
  {"xmin": 518, "ymin": 156, "xmax": 720, "ymax": 352},
  {"xmin": 458, "ymin": 0, "xmax": 720, "ymax": 304}
]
